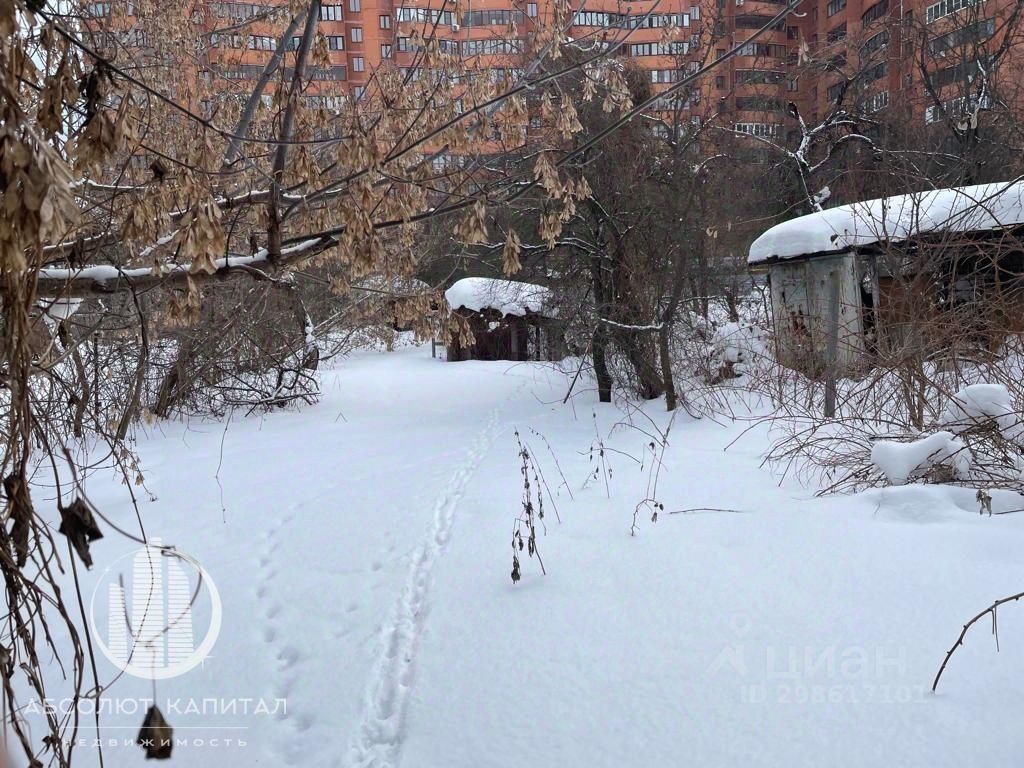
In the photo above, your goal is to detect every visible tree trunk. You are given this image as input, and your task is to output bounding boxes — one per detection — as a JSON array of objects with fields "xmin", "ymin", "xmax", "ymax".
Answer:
[
  {"xmin": 153, "ymin": 338, "xmax": 191, "ymax": 418},
  {"xmin": 620, "ymin": 329, "xmax": 663, "ymax": 400},
  {"xmin": 659, "ymin": 325, "xmax": 676, "ymax": 411},
  {"xmin": 592, "ymin": 323, "xmax": 612, "ymax": 403}
]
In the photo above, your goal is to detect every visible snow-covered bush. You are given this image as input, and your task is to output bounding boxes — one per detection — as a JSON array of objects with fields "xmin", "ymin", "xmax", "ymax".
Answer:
[
  {"xmin": 938, "ymin": 383, "xmax": 1024, "ymax": 444},
  {"xmin": 649, "ymin": 290, "xmax": 776, "ymax": 416},
  {"xmin": 870, "ymin": 431, "xmax": 971, "ymax": 485},
  {"xmin": 767, "ymin": 375, "xmax": 1024, "ymax": 493},
  {"xmin": 707, "ymin": 320, "xmax": 770, "ymax": 380}
]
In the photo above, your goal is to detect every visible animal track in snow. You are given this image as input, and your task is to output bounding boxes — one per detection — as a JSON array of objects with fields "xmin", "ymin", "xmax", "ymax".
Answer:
[{"xmin": 255, "ymin": 510, "xmax": 318, "ymax": 763}]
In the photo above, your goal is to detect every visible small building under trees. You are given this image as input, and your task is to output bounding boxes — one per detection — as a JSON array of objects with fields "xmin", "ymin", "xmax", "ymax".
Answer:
[
  {"xmin": 748, "ymin": 181, "xmax": 1024, "ymax": 374},
  {"xmin": 444, "ymin": 278, "xmax": 564, "ymax": 362},
  {"xmin": 352, "ymin": 275, "xmax": 436, "ymax": 331}
]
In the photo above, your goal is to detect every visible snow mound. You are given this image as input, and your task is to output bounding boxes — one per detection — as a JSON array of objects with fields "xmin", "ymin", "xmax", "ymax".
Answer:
[
  {"xmin": 711, "ymin": 321, "xmax": 768, "ymax": 367},
  {"xmin": 871, "ymin": 431, "xmax": 970, "ymax": 485},
  {"xmin": 38, "ymin": 297, "xmax": 83, "ymax": 320},
  {"xmin": 748, "ymin": 181, "xmax": 1024, "ymax": 264},
  {"xmin": 938, "ymin": 383, "xmax": 1024, "ymax": 444},
  {"xmin": 864, "ymin": 483, "xmax": 1024, "ymax": 522},
  {"xmin": 445, "ymin": 277, "xmax": 552, "ymax": 317}
]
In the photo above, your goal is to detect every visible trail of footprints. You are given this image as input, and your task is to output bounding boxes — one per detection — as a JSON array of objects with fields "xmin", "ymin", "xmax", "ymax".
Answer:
[
  {"xmin": 257, "ymin": 510, "xmax": 314, "ymax": 762},
  {"xmin": 346, "ymin": 408, "xmax": 503, "ymax": 768},
  {"xmin": 255, "ymin": 401, "xmax": 509, "ymax": 767}
]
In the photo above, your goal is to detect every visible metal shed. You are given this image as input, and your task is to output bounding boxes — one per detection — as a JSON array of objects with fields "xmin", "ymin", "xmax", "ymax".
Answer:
[{"xmin": 748, "ymin": 181, "xmax": 1024, "ymax": 374}]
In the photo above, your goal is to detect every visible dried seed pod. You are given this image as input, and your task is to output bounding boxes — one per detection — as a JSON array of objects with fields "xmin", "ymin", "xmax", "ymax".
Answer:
[
  {"xmin": 137, "ymin": 705, "xmax": 173, "ymax": 759},
  {"xmin": 3, "ymin": 472, "xmax": 34, "ymax": 568},
  {"xmin": 58, "ymin": 498, "xmax": 104, "ymax": 568}
]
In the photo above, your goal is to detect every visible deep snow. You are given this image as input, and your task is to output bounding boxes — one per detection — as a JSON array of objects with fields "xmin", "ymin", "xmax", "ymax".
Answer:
[{"xmin": 52, "ymin": 344, "xmax": 1024, "ymax": 767}]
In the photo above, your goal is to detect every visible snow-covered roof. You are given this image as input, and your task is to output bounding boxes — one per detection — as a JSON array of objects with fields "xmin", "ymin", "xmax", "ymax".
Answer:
[
  {"xmin": 444, "ymin": 277, "xmax": 553, "ymax": 317},
  {"xmin": 748, "ymin": 181, "xmax": 1024, "ymax": 265}
]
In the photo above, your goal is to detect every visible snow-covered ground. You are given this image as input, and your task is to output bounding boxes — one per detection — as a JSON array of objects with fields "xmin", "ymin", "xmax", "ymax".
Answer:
[{"xmin": 64, "ymin": 344, "xmax": 1024, "ymax": 767}]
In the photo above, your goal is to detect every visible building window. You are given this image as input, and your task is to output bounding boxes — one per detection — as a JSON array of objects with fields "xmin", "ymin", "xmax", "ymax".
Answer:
[
  {"xmin": 381, "ymin": 42, "xmax": 392, "ymax": 58},
  {"xmin": 307, "ymin": 65, "xmax": 347, "ymax": 80},
  {"xmin": 351, "ymin": 27, "xmax": 363, "ymax": 42},
  {"xmin": 629, "ymin": 41, "xmax": 689, "ymax": 56},
  {"xmin": 787, "ymin": 77, "xmax": 799, "ymax": 91},
  {"xmin": 715, "ymin": 75, "xmax": 725, "ymax": 88},
  {"xmin": 735, "ymin": 14, "xmax": 785, "ymax": 29},
  {"xmin": 827, "ymin": 22, "xmax": 846, "ymax": 42},
  {"xmin": 212, "ymin": 32, "xmax": 243, "ymax": 47},
  {"xmin": 397, "ymin": 36, "xmax": 411, "ymax": 52},
  {"xmin": 842, "ymin": 62, "xmax": 886, "ymax": 93},
  {"xmin": 861, "ymin": 0, "xmax": 889, "ymax": 26},
  {"xmin": 462, "ymin": 9, "xmax": 524, "ymax": 25},
  {"xmin": 736, "ymin": 40, "xmax": 788, "ymax": 58},
  {"xmin": 308, "ymin": 94, "xmax": 345, "ymax": 111},
  {"xmin": 860, "ymin": 29, "xmax": 889, "ymax": 56},
  {"xmin": 928, "ymin": 57, "xmax": 981, "ymax": 88},
  {"xmin": 733, "ymin": 122, "xmax": 780, "ymax": 137},
  {"xmin": 735, "ymin": 68, "xmax": 786, "ymax": 84},
  {"xmin": 396, "ymin": 7, "xmax": 454, "ymax": 24},
  {"xmin": 352, "ymin": 56, "xmax": 365, "ymax": 71},
  {"xmin": 735, "ymin": 96, "xmax": 784, "ymax": 111},
  {"xmin": 689, "ymin": 4, "xmax": 700, "ymax": 18},
  {"xmin": 320, "ymin": 4, "xmax": 343, "ymax": 20},
  {"xmin": 379, "ymin": 13, "xmax": 390, "ymax": 27},
  {"xmin": 863, "ymin": 90, "xmax": 889, "ymax": 112},
  {"xmin": 631, "ymin": 11, "xmax": 689, "ymax": 27},
  {"xmin": 826, "ymin": 0, "xmax": 846, "ymax": 16},
  {"xmin": 527, "ymin": 2, "xmax": 538, "ymax": 15},
  {"xmin": 575, "ymin": 10, "xmax": 625, "ymax": 26},
  {"xmin": 461, "ymin": 38, "xmax": 522, "ymax": 56},
  {"xmin": 348, "ymin": 0, "xmax": 360, "ymax": 10},
  {"xmin": 929, "ymin": 18, "xmax": 995, "ymax": 54},
  {"xmin": 925, "ymin": 92, "xmax": 990, "ymax": 123},
  {"xmin": 926, "ymin": 0, "xmax": 980, "ymax": 24},
  {"xmin": 248, "ymin": 35, "xmax": 276, "ymax": 50},
  {"xmin": 326, "ymin": 35, "xmax": 344, "ymax": 50}
]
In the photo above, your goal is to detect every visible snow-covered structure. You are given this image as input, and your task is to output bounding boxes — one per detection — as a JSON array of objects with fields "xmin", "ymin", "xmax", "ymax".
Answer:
[
  {"xmin": 444, "ymin": 277, "xmax": 563, "ymax": 362},
  {"xmin": 748, "ymin": 182, "xmax": 1024, "ymax": 373},
  {"xmin": 352, "ymin": 275, "xmax": 436, "ymax": 331}
]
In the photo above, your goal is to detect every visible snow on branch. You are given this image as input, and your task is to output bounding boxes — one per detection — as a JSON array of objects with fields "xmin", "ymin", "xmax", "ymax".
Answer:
[
  {"xmin": 598, "ymin": 318, "xmax": 664, "ymax": 332},
  {"xmin": 35, "ymin": 238, "xmax": 331, "ymax": 296}
]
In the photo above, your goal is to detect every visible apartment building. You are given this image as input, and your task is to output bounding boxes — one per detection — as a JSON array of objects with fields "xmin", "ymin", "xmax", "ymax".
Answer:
[
  {"xmin": 713, "ymin": 0, "xmax": 1018, "ymax": 141},
  {"xmin": 85, "ymin": 0, "xmax": 1020, "ymax": 143}
]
